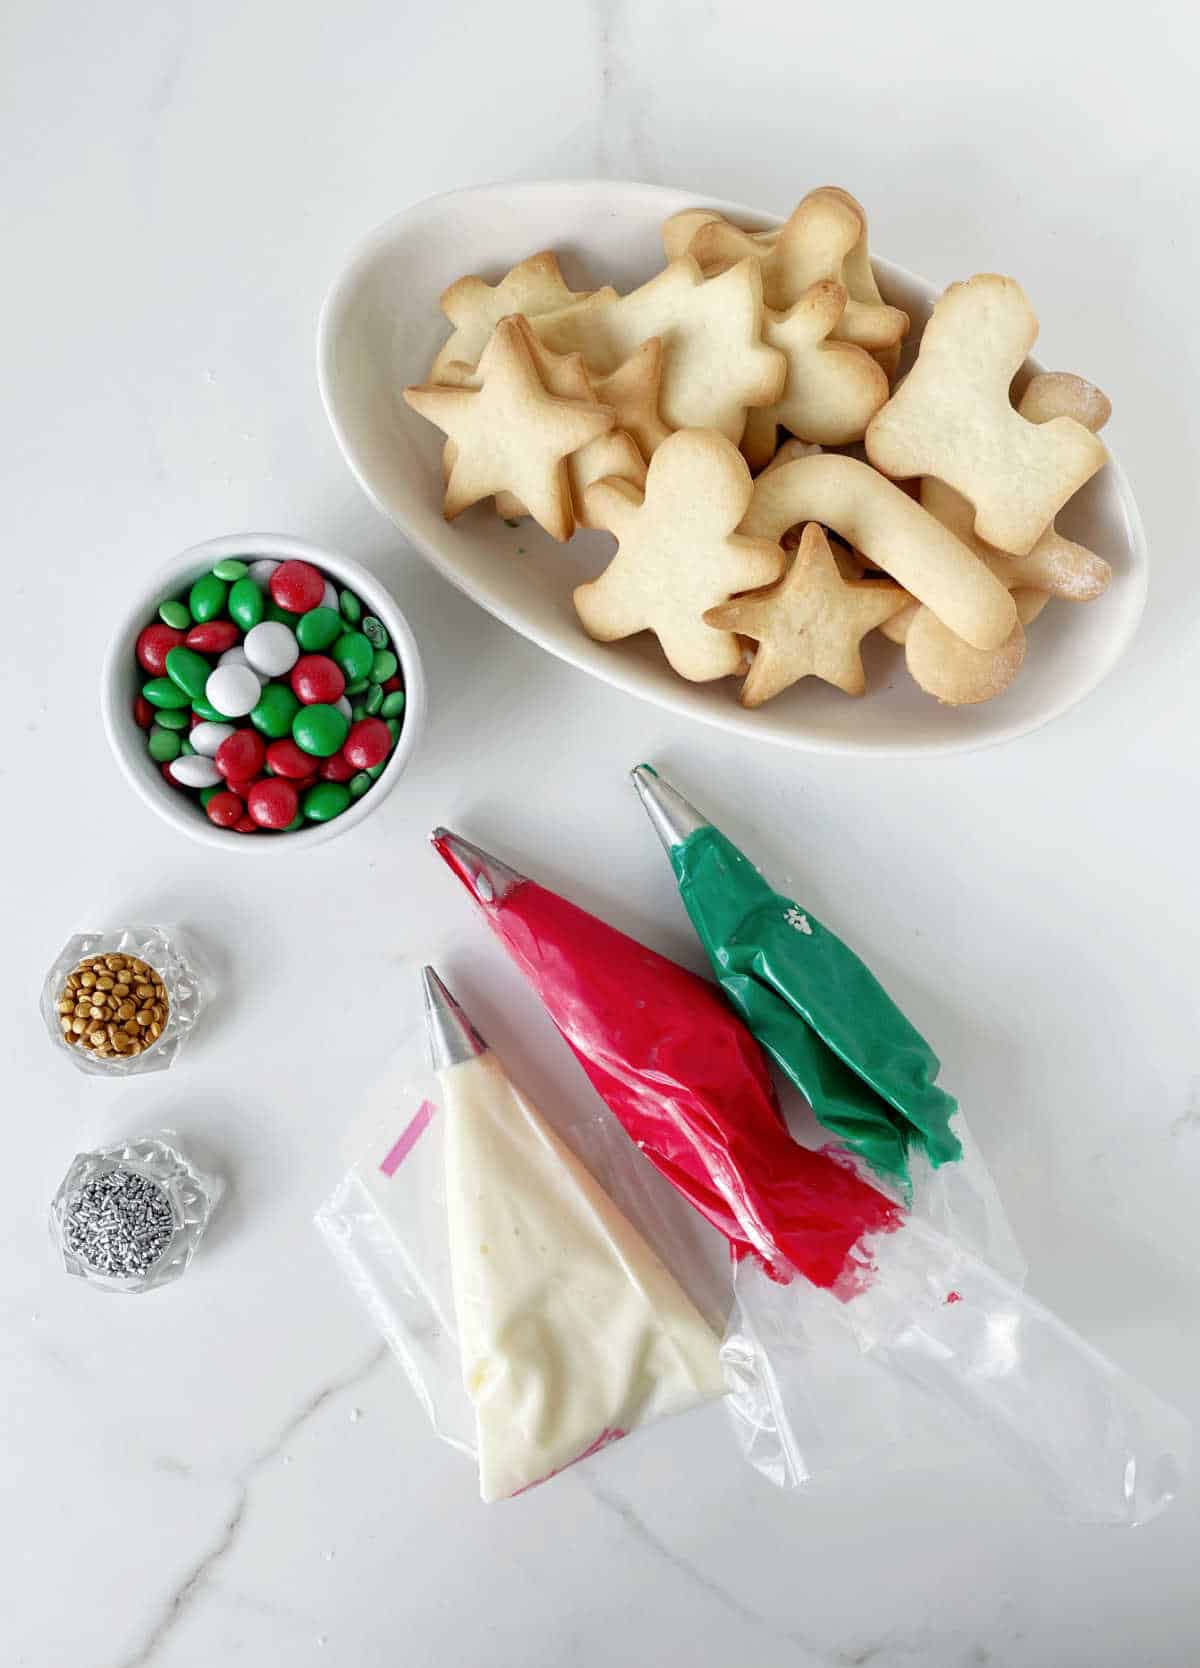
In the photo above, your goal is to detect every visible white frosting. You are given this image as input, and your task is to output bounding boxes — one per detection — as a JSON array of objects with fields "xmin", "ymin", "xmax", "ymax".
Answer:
[{"xmin": 441, "ymin": 1052, "xmax": 723, "ymax": 1501}]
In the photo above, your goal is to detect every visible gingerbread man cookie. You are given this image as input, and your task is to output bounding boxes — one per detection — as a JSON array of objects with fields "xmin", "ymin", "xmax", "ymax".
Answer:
[{"xmin": 430, "ymin": 251, "xmax": 600, "ymax": 381}]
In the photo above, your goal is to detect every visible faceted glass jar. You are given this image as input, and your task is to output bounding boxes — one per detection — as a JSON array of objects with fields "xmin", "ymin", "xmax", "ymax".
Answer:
[
  {"xmin": 49, "ymin": 1134, "xmax": 223, "ymax": 1294},
  {"xmin": 40, "ymin": 925, "xmax": 207, "ymax": 1076}
]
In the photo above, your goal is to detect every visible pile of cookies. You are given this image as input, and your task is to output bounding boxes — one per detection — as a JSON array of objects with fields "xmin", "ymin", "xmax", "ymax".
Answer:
[{"xmin": 404, "ymin": 187, "xmax": 1113, "ymax": 709}]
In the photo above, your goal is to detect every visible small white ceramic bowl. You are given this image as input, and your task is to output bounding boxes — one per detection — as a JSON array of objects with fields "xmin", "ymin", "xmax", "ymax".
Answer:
[
  {"xmin": 102, "ymin": 533, "xmax": 425, "ymax": 850},
  {"xmin": 318, "ymin": 179, "xmax": 1148, "ymax": 757}
]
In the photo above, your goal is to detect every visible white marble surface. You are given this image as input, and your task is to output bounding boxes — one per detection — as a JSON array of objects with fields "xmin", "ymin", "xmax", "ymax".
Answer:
[{"xmin": 4, "ymin": 2, "xmax": 1200, "ymax": 1664}]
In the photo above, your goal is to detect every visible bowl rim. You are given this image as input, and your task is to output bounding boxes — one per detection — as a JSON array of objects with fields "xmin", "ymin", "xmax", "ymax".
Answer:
[
  {"xmin": 316, "ymin": 177, "xmax": 1149, "ymax": 760},
  {"xmin": 101, "ymin": 531, "xmax": 426, "ymax": 852}
]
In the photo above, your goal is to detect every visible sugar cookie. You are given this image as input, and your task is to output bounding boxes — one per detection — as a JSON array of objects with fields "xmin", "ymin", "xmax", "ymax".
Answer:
[
  {"xmin": 739, "ymin": 281, "xmax": 889, "ymax": 468},
  {"xmin": 920, "ymin": 478, "xmax": 1111, "ymax": 602},
  {"xmin": 575, "ymin": 429, "xmax": 785, "ymax": 681},
  {"xmin": 534, "ymin": 256, "xmax": 786, "ymax": 442},
  {"xmin": 689, "ymin": 188, "xmax": 909, "ymax": 351},
  {"xmin": 865, "ymin": 275, "xmax": 1107, "ymax": 555},
  {"xmin": 591, "ymin": 338, "xmax": 673, "ymax": 459},
  {"xmin": 430, "ymin": 251, "xmax": 599, "ymax": 381},
  {"xmin": 1018, "ymin": 372, "xmax": 1111, "ymax": 434},
  {"xmin": 405, "ymin": 316, "xmax": 616, "ymax": 542},
  {"xmin": 904, "ymin": 605, "xmax": 1027, "ymax": 706},
  {"xmin": 705, "ymin": 523, "xmax": 908, "ymax": 704},
  {"xmin": 739, "ymin": 452, "xmax": 1016, "ymax": 650}
]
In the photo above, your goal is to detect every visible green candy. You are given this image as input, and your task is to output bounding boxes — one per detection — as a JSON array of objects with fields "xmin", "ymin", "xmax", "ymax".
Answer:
[
  {"xmin": 179, "ymin": 738, "xmax": 196, "ymax": 756},
  {"xmin": 365, "ymin": 760, "xmax": 387, "ymax": 780},
  {"xmin": 142, "ymin": 677, "xmax": 191, "ymax": 710},
  {"xmin": 338, "ymin": 588, "xmax": 361, "ymax": 625},
  {"xmin": 332, "ymin": 631, "xmax": 373, "ymax": 682},
  {"xmin": 158, "ymin": 599, "xmax": 189, "ymax": 630},
  {"xmin": 191, "ymin": 696, "xmax": 225, "ymax": 722},
  {"xmin": 164, "ymin": 646, "xmax": 212, "ymax": 702},
  {"xmin": 344, "ymin": 675, "xmax": 369, "ymax": 696},
  {"xmin": 200, "ymin": 785, "xmax": 223, "ymax": 807},
  {"xmin": 348, "ymin": 771, "xmax": 372, "ymax": 799},
  {"xmin": 155, "ymin": 707, "xmax": 191, "ymax": 731},
  {"xmin": 362, "ymin": 615, "xmax": 388, "ymax": 649},
  {"xmin": 251, "ymin": 681, "xmax": 300, "ymax": 739},
  {"xmin": 370, "ymin": 648, "xmax": 398, "ymax": 683},
  {"xmin": 266, "ymin": 599, "xmax": 301, "ymax": 628},
  {"xmin": 296, "ymin": 606, "xmax": 343, "ymax": 652},
  {"xmin": 283, "ymin": 813, "xmax": 307, "ymax": 832},
  {"xmin": 212, "ymin": 558, "xmax": 248, "ymax": 581},
  {"xmin": 381, "ymin": 690, "xmax": 406, "ymax": 718},
  {"xmin": 228, "ymin": 577, "xmax": 265, "ymax": 632},
  {"xmin": 385, "ymin": 717, "xmax": 402, "ymax": 742},
  {"xmin": 292, "ymin": 703, "xmax": 349, "ymax": 759},
  {"xmin": 147, "ymin": 726, "xmax": 181, "ymax": 762},
  {"xmin": 364, "ymin": 683, "xmax": 383, "ymax": 716},
  {"xmin": 302, "ymin": 781, "xmax": 351, "ymax": 823},
  {"xmin": 189, "ymin": 573, "xmax": 227, "ymax": 623},
  {"xmin": 350, "ymin": 702, "xmax": 367, "ymax": 723}
]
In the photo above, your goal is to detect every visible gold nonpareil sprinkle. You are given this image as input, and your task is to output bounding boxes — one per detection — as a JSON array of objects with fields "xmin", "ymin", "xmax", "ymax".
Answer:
[{"xmin": 57, "ymin": 954, "xmax": 168, "ymax": 1061}]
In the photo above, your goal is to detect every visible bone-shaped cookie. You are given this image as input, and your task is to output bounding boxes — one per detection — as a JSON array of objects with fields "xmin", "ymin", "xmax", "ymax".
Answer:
[
  {"xmin": 430, "ymin": 251, "xmax": 600, "ymax": 381},
  {"xmin": 533, "ymin": 256, "xmax": 785, "ymax": 443},
  {"xmin": 865, "ymin": 275, "xmax": 1108, "ymax": 556},
  {"xmin": 740, "ymin": 280, "xmax": 890, "ymax": 469},
  {"xmin": 575, "ymin": 429, "xmax": 785, "ymax": 681},
  {"xmin": 687, "ymin": 188, "xmax": 909, "ymax": 352},
  {"xmin": 706, "ymin": 522, "xmax": 909, "ymax": 704},
  {"xmin": 405, "ymin": 316, "xmax": 616, "ymax": 542},
  {"xmin": 740, "ymin": 452, "xmax": 1016, "ymax": 651}
]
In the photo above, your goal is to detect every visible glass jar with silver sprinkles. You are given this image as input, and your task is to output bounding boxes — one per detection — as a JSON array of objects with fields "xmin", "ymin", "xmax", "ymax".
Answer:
[{"xmin": 50, "ymin": 1134, "xmax": 223, "ymax": 1293}]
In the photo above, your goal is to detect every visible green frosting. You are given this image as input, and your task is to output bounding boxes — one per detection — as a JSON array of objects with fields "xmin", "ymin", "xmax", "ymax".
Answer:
[{"xmin": 669, "ymin": 824, "xmax": 960, "ymax": 1184}]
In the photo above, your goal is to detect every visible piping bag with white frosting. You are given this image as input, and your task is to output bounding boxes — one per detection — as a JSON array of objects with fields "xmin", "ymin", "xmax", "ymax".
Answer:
[
  {"xmin": 432, "ymin": 827, "xmax": 1190, "ymax": 1523},
  {"xmin": 425, "ymin": 967, "xmax": 724, "ymax": 1502}
]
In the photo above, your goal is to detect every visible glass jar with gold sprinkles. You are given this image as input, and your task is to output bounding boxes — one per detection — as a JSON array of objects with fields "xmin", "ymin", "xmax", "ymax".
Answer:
[{"xmin": 40, "ymin": 926, "xmax": 207, "ymax": 1076}]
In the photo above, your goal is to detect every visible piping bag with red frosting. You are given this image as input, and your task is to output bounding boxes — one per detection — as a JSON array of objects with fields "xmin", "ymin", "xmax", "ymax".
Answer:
[{"xmin": 431, "ymin": 826, "xmax": 1190, "ymax": 1523}]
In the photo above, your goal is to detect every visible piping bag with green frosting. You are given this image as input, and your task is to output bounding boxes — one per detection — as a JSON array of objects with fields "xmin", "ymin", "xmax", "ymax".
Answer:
[
  {"xmin": 433, "ymin": 820, "xmax": 1189, "ymax": 1524},
  {"xmin": 631, "ymin": 764, "xmax": 1024, "ymax": 1281}
]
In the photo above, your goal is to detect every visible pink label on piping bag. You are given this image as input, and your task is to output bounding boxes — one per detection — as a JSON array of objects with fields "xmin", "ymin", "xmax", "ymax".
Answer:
[{"xmin": 379, "ymin": 1099, "xmax": 436, "ymax": 1177}]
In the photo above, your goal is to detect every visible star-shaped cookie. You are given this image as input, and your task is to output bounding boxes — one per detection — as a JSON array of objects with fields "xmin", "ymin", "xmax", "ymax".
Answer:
[
  {"xmin": 534, "ymin": 256, "xmax": 786, "ymax": 442},
  {"xmin": 591, "ymin": 338, "xmax": 672, "ymax": 458},
  {"xmin": 705, "ymin": 522, "xmax": 908, "ymax": 705},
  {"xmin": 429, "ymin": 251, "xmax": 604, "ymax": 380},
  {"xmin": 405, "ymin": 316, "xmax": 616, "ymax": 542},
  {"xmin": 575, "ymin": 429, "xmax": 785, "ymax": 681}
]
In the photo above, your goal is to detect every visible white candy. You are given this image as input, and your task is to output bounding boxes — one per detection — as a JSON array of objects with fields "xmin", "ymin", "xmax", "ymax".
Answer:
[
  {"xmin": 190, "ymin": 721, "xmax": 235, "ymax": 758},
  {"xmin": 335, "ymin": 695, "xmax": 352, "ymax": 722},
  {"xmin": 205, "ymin": 663, "xmax": 261, "ymax": 718},
  {"xmin": 321, "ymin": 580, "xmax": 339, "ymax": 611},
  {"xmin": 247, "ymin": 558, "xmax": 280, "ymax": 589},
  {"xmin": 168, "ymin": 754, "xmax": 222, "ymax": 789},
  {"xmin": 244, "ymin": 620, "xmax": 299, "ymax": 677},
  {"xmin": 218, "ymin": 645, "xmax": 249, "ymax": 669}
]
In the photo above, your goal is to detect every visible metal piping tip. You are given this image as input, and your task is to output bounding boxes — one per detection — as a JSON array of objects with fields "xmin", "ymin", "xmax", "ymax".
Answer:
[
  {"xmin": 630, "ymin": 765, "xmax": 710, "ymax": 852},
  {"xmin": 421, "ymin": 966, "xmax": 488, "ymax": 1070},
  {"xmin": 429, "ymin": 828, "xmax": 525, "ymax": 906}
]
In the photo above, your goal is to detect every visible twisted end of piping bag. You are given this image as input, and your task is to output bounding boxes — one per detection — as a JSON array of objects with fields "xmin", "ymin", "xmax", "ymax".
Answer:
[
  {"xmin": 421, "ymin": 965, "xmax": 488, "ymax": 1071},
  {"xmin": 630, "ymin": 765, "xmax": 710, "ymax": 852},
  {"xmin": 429, "ymin": 827, "xmax": 525, "ymax": 907}
]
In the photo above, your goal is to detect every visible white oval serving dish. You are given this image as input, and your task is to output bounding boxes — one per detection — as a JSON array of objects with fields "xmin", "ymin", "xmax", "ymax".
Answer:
[{"xmin": 317, "ymin": 180, "xmax": 1146, "ymax": 757}]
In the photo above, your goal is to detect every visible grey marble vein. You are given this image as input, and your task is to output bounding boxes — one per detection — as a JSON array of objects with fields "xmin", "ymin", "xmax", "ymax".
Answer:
[
  {"xmin": 592, "ymin": 0, "xmax": 659, "ymax": 181},
  {"xmin": 583, "ymin": 1477, "xmax": 887, "ymax": 1666},
  {"xmin": 112, "ymin": 1343, "xmax": 389, "ymax": 1668}
]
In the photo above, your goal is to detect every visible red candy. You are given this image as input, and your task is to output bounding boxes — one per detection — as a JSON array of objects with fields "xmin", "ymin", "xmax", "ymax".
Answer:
[
  {"xmin": 290, "ymin": 654, "xmax": 345, "ymax": 706},
  {"xmin": 382, "ymin": 675, "xmax": 403, "ymax": 693},
  {"xmin": 247, "ymin": 779, "xmax": 299, "ymax": 829},
  {"xmin": 215, "ymin": 728, "xmax": 266, "ymax": 782},
  {"xmin": 320, "ymin": 749, "xmax": 357, "ymax": 782},
  {"xmin": 224, "ymin": 774, "xmax": 262, "ymax": 799},
  {"xmin": 269, "ymin": 560, "xmax": 325, "ymax": 614},
  {"xmin": 134, "ymin": 696, "xmax": 154, "ymax": 729},
  {"xmin": 343, "ymin": 718, "xmax": 391, "ymax": 770},
  {"xmin": 266, "ymin": 738, "xmax": 317, "ymax": 780},
  {"xmin": 205, "ymin": 791, "xmax": 244, "ymax": 829},
  {"xmin": 159, "ymin": 762, "xmax": 177, "ymax": 784},
  {"xmin": 137, "ymin": 623, "xmax": 186, "ymax": 676},
  {"xmin": 186, "ymin": 620, "xmax": 240, "ymax": 654},
  {"xmin": 233, "ymin": 816, "xmax": 259, "ymax": 834}
]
